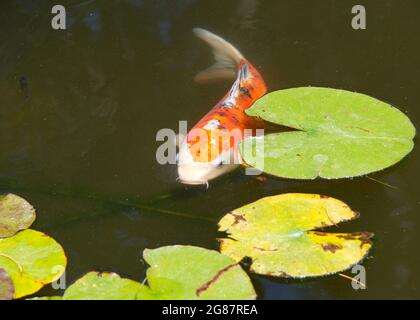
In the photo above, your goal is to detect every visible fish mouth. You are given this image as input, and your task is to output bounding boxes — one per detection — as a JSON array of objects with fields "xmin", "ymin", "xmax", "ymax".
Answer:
[{"xmin": 177, "ymin": 177, "xmax": 209, "ymax": 187}]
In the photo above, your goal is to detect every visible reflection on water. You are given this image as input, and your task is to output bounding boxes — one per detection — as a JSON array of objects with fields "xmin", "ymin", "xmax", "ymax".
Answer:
[{"xmin": 0, "ymin": 0, "xmax": 419, "ymax": 299}]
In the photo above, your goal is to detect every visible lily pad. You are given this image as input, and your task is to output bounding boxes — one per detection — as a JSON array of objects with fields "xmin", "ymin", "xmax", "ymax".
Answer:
[
  {"xmin": 218, "ymin": 193, "xmax": 373, "ymax": 278},
  {"xmin": 63, "ymin": 272, "xmax": 145, "ymax": 300},
  {"xmin": 0, "ymin": 267, "xmax": 14, "ymax": 300},
  {"xmin": 56, "ymin": 246, "xmax": 255, "ymax": 300},
  {"xmin": 241, "ymin": 87, "xmax": 416, "ymax": 179},
  {"xmin": 0, "ymin": 194, "xmax": 36, "ymax": 238},
  {"xmin": 0, "ymin": 229, "xmax": 67, "ymax": 298},
  {"xmin": 139, "ymin": 246, "xmax": 256, "ymax": 300}
]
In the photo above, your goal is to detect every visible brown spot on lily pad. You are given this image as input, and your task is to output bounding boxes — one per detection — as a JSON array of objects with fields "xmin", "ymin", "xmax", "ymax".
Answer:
[
  {"xmin": 322, "ymin": 243, "xmax": 343, "ymax": 253},
  {"xmin": 230, "ymin": 213, "xmax": 246, "ymax": 225},
  {"xmin": 338, "ymin": 232, "xmax": 374, "ymax": 248},
  {"xmin": 253, "ymin": 247, "xmax": 278, "ymax": 252},
  {"xmin": 313, "ymin": 232, "xmax": 328, "ymax": 236}
]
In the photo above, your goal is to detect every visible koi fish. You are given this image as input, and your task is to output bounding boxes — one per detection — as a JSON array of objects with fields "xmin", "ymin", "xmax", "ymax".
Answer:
[{"xmin": 177, "ymin": 28, "xmax": 267, "ymax": 185}]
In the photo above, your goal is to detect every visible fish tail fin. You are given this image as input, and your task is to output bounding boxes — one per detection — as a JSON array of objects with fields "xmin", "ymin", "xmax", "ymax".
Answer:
[{"xmin": 193, "ymin": 28, "xmax": 244, "ymax": 83}]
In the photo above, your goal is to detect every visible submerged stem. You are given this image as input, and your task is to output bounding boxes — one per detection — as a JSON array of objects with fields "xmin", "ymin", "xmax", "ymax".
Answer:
[
  {"xmin": 338, "ymin": 272, "xmax": 366, "ymax": 289},
  {"xmin": 366, "ymin": 176, "xmax": 398, "ymax": 189},
  {"xmin": 0, "ymin": 182, "xmax": 216, "ymax": 228}
]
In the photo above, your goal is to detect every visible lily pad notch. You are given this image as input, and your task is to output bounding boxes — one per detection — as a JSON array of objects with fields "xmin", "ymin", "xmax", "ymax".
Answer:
[{"xmin": 218, "ymin": 193, "xmax": 374, "ymax": 278}]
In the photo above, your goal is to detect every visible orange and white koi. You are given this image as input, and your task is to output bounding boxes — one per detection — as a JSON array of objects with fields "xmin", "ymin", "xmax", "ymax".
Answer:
[{"xmin": 177, "ymin": 28, "xmax": 267, "ymax": 185}]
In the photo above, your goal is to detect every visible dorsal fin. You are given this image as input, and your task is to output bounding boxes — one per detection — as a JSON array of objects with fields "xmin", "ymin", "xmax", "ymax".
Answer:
[{"xmin": 193, "ymin": 28, "xmax": 245, "ymax": 83}]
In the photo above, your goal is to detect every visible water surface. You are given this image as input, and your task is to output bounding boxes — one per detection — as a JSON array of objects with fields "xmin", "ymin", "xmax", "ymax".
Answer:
[{"xmin": 1, "ymin": 0, "xmax": 419, "ymax": 299}]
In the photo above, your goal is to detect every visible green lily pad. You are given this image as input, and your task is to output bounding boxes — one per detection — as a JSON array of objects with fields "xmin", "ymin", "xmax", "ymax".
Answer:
[
  {"xmin": 56, "ymin": 246, "xmax": 255, "ymax": 300},
  {"xmin": 218, "ymin": 193, "xmax": 373, "ymax": 278},
  {"xmin": 139, "ymin": 246, "xmax": 256, "ymax": 300},
  {"xmin": 0, "ymin": 229, "xmax": 67, "ymax": 298},
  {"xmin": 63, "ymin": 272, "xmax": 145, "ymax": 300},
  {"xmin": 0, "ymin": 194, "xmax": 36, "ymax": 238},
  {"xmin": 0, "ymin": 267, "xmax": 14, "ymax": 300},
  {"xmin": 241, "ymin": 87, "xmax": 416, "ymax": 179}
]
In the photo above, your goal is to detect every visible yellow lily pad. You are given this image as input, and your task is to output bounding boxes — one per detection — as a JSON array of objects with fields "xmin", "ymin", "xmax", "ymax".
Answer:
[
  {"xmin": 218, "ymin": 193, "xmax": 373, "ymax": 278},
  {"xmin": 0, "ymin": 229, "xmax": 67, "ymax": 298}
]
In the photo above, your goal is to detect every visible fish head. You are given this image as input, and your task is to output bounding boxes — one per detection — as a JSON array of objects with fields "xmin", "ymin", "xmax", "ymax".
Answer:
[{"xmin": 177, "ymin": 141, "xmax": 238, "ymax": 185}]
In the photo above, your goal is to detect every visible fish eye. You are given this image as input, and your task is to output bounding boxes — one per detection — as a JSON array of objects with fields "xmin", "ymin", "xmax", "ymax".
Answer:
[{"xmin": 215, "ymin": 159, "xmax": 224, "ymax": 167}]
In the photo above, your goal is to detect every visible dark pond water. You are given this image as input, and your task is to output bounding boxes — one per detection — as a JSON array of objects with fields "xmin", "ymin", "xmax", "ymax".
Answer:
[{"xmin": 1, "ymin": 0, "xmax": 419, "ymax": 299}]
